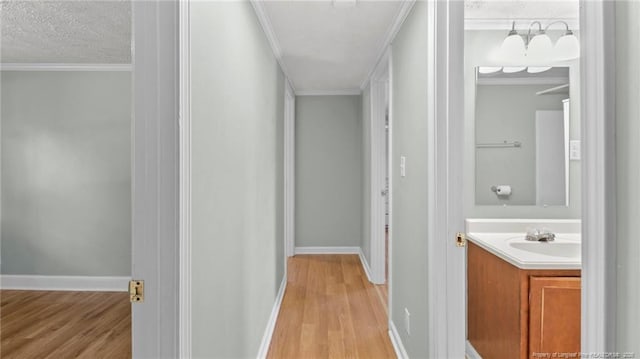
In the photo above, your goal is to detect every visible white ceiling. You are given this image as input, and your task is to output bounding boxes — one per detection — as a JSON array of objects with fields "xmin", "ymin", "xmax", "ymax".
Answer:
[
  {"xmin": 261, "ymin": 1, "xmax": 404, "ymax": 93},
  {"xmin": 1, "ymin": 0, "xmax": 131, "ymax": 64}
]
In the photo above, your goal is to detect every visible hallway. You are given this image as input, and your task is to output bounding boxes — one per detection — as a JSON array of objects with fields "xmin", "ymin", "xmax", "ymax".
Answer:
[{"xmin": 267, "ymin": 255, "xmax": 394, "ymax": 358}]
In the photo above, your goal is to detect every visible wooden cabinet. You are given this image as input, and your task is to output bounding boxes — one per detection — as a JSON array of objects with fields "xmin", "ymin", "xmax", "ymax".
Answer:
[
  {"xmin": 529, "ymin": 277, "xmax": 581, "ymax": 356},
  {"xmin": 467, "ymin": 242, "xmax": 581, "ymax": 359}
]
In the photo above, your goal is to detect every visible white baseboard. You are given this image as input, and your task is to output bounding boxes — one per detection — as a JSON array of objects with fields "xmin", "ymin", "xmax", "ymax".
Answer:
[
  {"xmin": 466, "ymin": 340, "xmax": 482, "ymax": 359},
  {"xmin": 256, "ymin": 275, "xmax": 287, "ymax": 359},
  {"xmin": 389, "ymin": 320, "xmax": 409, "ymax": 359},
  {"xmin": 294, "ymin": 246, "xmax": 360, "ymax": 255},
  {"xmin": 0, "ymin": 275, "xmax": 130, "ymax": 292},
  {"xmin": 358, "ymin": 248, "xmax": 375, "ymax": 283}
]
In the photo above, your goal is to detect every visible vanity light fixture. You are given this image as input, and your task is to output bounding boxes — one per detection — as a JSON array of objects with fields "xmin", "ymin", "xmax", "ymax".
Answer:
[
  {"xmin": 498, "ymin": 22, "xmax": 526, "ymax": 62},
  {"xmin": 499, "ymin": 20, "xmax": 580, "ymax": 63}
]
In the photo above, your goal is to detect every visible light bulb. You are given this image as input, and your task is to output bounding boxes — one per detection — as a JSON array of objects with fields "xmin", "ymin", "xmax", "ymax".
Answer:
[
  {"xmin": 499, "ymin": 33, "xmax": 526, "ymax": 63},
  {"xmin": 528, "ymin": 66, "xmax": 552, "ymax": 74},
  {"xmin": 555, "ymin": 33, "xmax": 580, "ymax": 60},
  {"xmin": 478, "ymin": 67, "xmax": 502, "ymax": 74},
  {"xmin": 503, "ymin": 66, "xmax": 527, "ymax": 73},
  {"xmin": 527, "ymin": 33, "xmax": 553, "ymax": 63}
]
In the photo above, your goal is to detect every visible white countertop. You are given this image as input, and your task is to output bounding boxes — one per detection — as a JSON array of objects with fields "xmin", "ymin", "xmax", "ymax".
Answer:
[
  {"xmin": 466, "ymin": 219, "xmax": 582, "ymax": 270},
  {"xmin": 467, "ymin": 232, "xmax": 581, "ymax": 270}
]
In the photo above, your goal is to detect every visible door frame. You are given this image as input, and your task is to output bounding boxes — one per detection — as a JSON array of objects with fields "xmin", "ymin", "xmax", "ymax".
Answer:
[
  {"xmin": 579, "ymin": 1, "xmax": 617, "ymax": 351},
  {"xmin": 284, "ymin": 81, "xmax": 296, "ymax": 260},
  {"xmin": 428, "ymin": 1, "xmax": 466, "ymax": 357},
  {"xmin": 369, "ymin": 49, "xmax": 391, "ymax": 285},
  {"xmin": 436, "ymin": 0, "xmax": 617, "ymax": 357},
  {"xmin": 178, "ymin": 0, "xmax": 192, "ymax": 357},
  {"xmin": 132, "ymin": 1, "xmax": 180, "ymax": 358}
]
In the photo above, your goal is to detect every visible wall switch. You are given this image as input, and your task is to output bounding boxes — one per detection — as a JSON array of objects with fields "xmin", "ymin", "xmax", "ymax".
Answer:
[
  {"xmin": 569, "ymin": 140, "xmax": 581, "ymax": 160},
  {"xmin": 400, "ymin": 156, "xmax": 406, "ymax": 177},
  {"xmin": 404, "ymin": 307, "xmax": 411, "ymax": 336}
]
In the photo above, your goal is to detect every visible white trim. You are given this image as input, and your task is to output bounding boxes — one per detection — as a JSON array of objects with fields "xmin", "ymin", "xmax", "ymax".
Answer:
[
  {"xmin": 465, "ymin": 340, "xmax": 483, "ymax": 359},
  {"xmin": 389, "ymin": 321, "xmax": 409, "ymax": 359},
  {"xmin": 293, "ymin": 246, "xmax": 360, "ymax": 255},
  {"xmin": 358, "ymin": 248, "xmax": 374, "ymax": 283},
  {"xmin": 361, "ymin": 1, "xmax": 416, "ymax": 90},
  {"xmin": 368, "ymin": 49, "xmax": 391, "ymax": 285},
  {"xmin": 250, "ymin": 0, "xmax": 296, "ymax": 93},
  {"xmin": 0, "ymin": 275, "xmax": 130, "ymax": 292},
  {"xmin": 256, "ymin": 275, "xmax": 287, "ymax": 359},
  {"xmin": 179, "ymin": 1, "xmax": 192, "ymax": 358},
  {"xmin": 295, "ymin": 89, "xmax": 361, "ymax": 96},
  {"xmin": 476, "ymin": 76, "xmax": 568, "ymax": 86},
  {"xmin": 386, "ymin": 46, "xmax": 395, "ymax": 334},
  {"xmin": 464, "ymin": 18, "xmax": 579, "ymax": 31},
  {"xmin": 429, "ymin": 1, "xmax": 466, "ymax": 357},
  {"xmin": 0, "ymin": 63, "xmax": 132, "ymax": 71},
  {"xmin": 580, "ymin": 1, "xmax": 617, "ymax": 352},
  {"xmin": 284, "ymin": 81, "xmax": 296, "ymax": 258}
]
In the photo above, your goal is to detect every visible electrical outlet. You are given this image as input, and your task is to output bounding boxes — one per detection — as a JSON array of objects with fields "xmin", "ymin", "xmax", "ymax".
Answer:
[
  {"xmin": 404, "ymin": 308, "xmax": 411, "ymax": 336},
  {"xmin": 400, "ymin": 156, "xmax": 406, "ymax": 177}
]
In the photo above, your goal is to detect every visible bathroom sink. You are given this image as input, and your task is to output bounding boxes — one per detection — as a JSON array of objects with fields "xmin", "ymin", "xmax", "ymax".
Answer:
[{"xmin": 508, "ymin": 240, "xmax": 581, "ymax": 258}]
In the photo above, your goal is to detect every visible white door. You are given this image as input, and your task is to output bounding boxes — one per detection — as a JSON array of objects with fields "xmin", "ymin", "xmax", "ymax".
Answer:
[{"xmin": 131, "ymin": 2, "xmax": 180, "ymax": 357}]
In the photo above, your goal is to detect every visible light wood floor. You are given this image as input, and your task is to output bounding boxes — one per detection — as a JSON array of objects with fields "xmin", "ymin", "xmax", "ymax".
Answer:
[
  {"xmin": 267, "ymin": 255, "xmax": 395, "ymax": 359},
  {"xmin": 0, "ymin": 290, "xmax": 131, "ymax": 358}
]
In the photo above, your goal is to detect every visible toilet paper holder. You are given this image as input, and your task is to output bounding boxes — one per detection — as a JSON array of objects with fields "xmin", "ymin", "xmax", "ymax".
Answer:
[{"xmin": 491, "ymin": 185, "xmax": 512, "ymax": 196}]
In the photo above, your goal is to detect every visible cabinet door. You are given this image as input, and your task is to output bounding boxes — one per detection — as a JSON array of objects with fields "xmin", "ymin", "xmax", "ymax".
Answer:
[{"xmin": 529, "ymin": 276, "xmax": 581, "ymax": 358}]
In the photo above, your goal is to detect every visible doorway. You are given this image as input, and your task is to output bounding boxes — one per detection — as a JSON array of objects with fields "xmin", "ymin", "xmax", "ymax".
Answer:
[
  {"xmin": 367, "ymin": 50, "xmax": 392, "ymax": 291},
  {"xmin": 0, "ymin": 2, "xmax": 134, "ymax": 357}
]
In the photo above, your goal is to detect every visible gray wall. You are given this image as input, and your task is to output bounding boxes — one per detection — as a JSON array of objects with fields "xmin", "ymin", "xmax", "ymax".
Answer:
[
  {"xmin": 616, "ymin": 0, "xmax": 640, "ymax": 353},
  {"xmin": 361, "ymin": 85, "xmax": 372, "ymax": 263},
  {"xmin": 1, "ymin": 71, "xmax": 131, "ymax": 276},
  {"xmin": 390, "ymin": 2, "xmax": 430, "ymax": 356},
  {"xmin": 295, "ymin": 95, "xmax": 363, "ymax": 248},
  {"xmin": 190, "ymin": 2, "xmax": 285, "ymax": 357},
  {"xmin": 475, "ymin": 84, "xmax": 565, "ymax": 205},
  {"xmin": 464, "ymin": 30, "xmax": 581, "ymax": 218}
]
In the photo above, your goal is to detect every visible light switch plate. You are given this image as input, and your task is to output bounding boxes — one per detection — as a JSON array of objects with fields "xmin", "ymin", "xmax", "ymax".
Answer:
[
  {"xmin": 569, "ymin": 140, "xmax": 581, "ymax": 160},
  {"xmin": 400, "ymin": 156, "xmax": 406, "ymax": 177}
]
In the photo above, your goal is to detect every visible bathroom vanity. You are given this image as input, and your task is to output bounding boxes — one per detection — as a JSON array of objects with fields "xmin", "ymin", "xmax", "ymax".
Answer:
[{"xmin": 466, "ymin": 220, "xmax": 581, "ymax": 359}]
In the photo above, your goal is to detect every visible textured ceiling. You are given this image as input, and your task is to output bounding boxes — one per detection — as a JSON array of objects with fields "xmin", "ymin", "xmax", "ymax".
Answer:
[
  {"xmin": 464, "ymin": 0, "xmax": 579, "ymax": 20},
  {"xmin": 1, "ymin": 0, "xmax": 131, "ymax": 63},
  {"xmin": 262, "ymin": 1, "xmax": 403, "ymax": 92}
]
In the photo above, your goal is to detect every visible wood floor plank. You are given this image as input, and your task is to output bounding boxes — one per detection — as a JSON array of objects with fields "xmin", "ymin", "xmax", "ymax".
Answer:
[
  {"xmin": 0, "ymin": 290, "xmax": 131, "ymax": 359},
  {"xmin": 267, "ymin": 254, "xmax": 395, "ymax": 359}
]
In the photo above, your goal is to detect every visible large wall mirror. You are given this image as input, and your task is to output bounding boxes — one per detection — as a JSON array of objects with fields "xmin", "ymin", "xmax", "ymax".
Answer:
[{"xmin": 474, "ymin": 66, "xmax": 571, "ymax": 207}]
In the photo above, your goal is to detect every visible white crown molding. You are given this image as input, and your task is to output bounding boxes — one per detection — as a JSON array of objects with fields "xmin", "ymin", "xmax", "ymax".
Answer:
[
  {"xmin": 0, "ymin": 63, "xmax": 132, "ymax": 71},
  {"xmin": 294, "ymin": 246, "xmax": 360, "ymax": 255},
  {"xmin": 256, "ymin": 275, "xmax": 287, "ymax": 359},
  {"xmin": 477, "ymin": 76, "xmax": 568, "ymax": 86},
  {"xmin": 464, "ymin": 18, "xmax": 580, "ymax": 31},
  {"xmin": 0, "ymin": 275, "xmax": 130, "ymax": 291},
  {"xmin": 361, "ymin": 0, "xmax": 416, "ymax": 90},
  {"xmin": 295, "ymin": 89, "xmax": 361, "ymax": 96},
  {"xmin": 389, "ymin": 321, "xmax": 409, "ymax": 359},
  {"xmin": 250, "ymin": 0, "xmax": 296, "ymax": 93}
]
